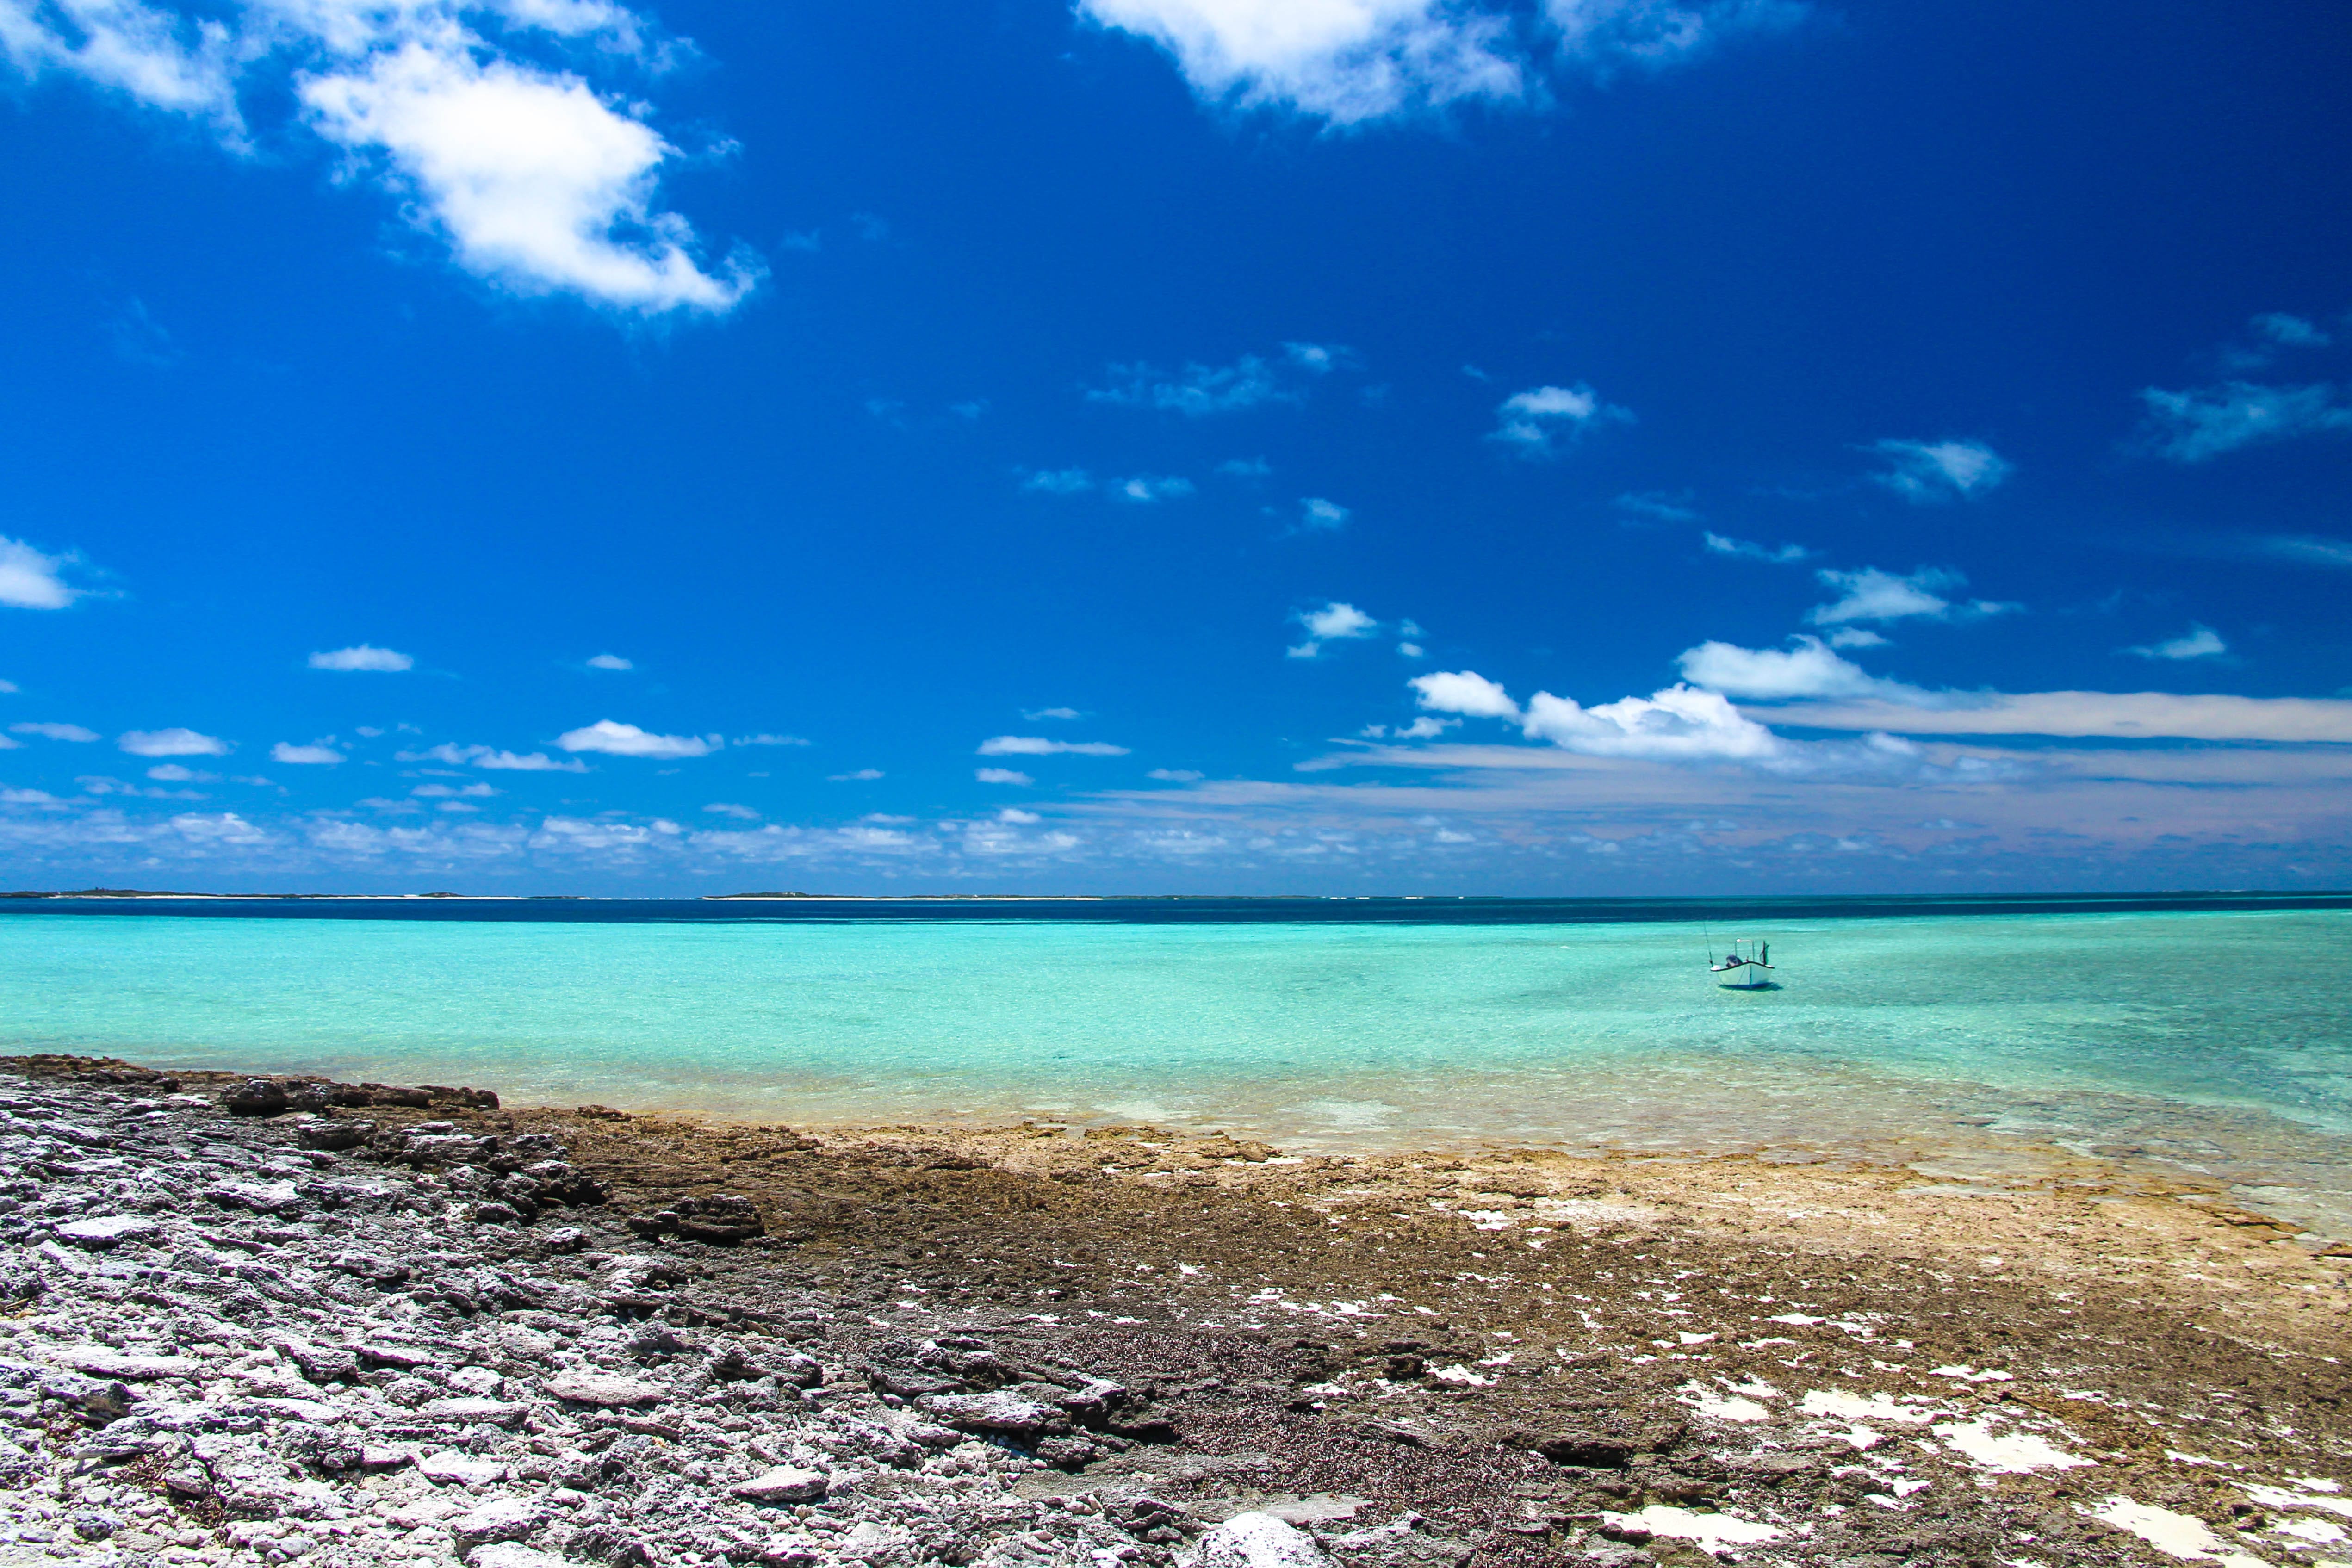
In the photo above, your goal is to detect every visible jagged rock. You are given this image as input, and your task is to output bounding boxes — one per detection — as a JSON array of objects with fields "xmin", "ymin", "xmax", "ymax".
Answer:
[
  {"xmin": 918, "ymin": 1390, "xmax": 1070, "ymax": 1436},
  {"xmin": 297, "ymin": 1118, "xmax": 375, "ymax": 1151},
  {"xmin": 203, "ymin": 1178, "xmax": 303, "ymax": 1215},
  {"xmin": 57, "ymin": 1347, "xmax": 196, "ymax": 1380},
  {"xmin": 223, "ymin": 1078, "xmax": 290, "ymax": 1116},
  {"xmin": 731, "ymin": 1464, "xmax": 831, "ymax": 1505}
]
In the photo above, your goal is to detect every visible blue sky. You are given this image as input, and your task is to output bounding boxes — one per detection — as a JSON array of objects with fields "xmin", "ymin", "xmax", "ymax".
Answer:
[{"xmin": 1, "ymin": 0, "xmax": 2348, "ymax": 894}]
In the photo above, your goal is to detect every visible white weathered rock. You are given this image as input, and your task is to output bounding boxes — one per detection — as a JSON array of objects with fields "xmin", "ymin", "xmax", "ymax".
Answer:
[
  {"xmin": 545, "ymin": 1372, "xmax": 667, "ymax": 1407},
  {"xmin": 50, "ymin": 1215, "xmax": 158, "ymax": 1248},
  {"xmin": 731, "ymin": 1464, "xmax": 831, "ymax": 1505},
  {"xmin": 1185, "ymin": 1512, "xmax": 1334, "ymax": 1568},
  {"xmin": 418, "ymin": 1450, "xmax": 510, "ymax": 1487},
  {"xmin": 56, "ymin": 1347, "xmax": 196, "ymax": 1381},
  {"xmin": 470, "ymin": 1545, "xmax": 571, "ymax": 1568},
  {"xmin": 452, "ymin": 1494, "xmax": 547, "ymax": 1545}
]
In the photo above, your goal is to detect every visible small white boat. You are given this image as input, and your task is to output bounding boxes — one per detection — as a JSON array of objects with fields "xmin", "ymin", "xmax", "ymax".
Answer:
[{"xmin": 1709, "ymin": 936, "xmax": 1776, "ymax": 990}]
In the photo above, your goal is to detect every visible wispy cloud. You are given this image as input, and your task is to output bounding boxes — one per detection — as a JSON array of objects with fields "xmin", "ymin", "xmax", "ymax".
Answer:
[
  {"xmin": 1489, "ymin": 383, "xmax": 1633, "ymax": 458},
  {"xmin": 555, "ymin": 719, "xmax": 717, "ymax": 758},
  {"xmin": 1869, "ymin": 438, "xmax": 2011, "ymax": 502},
  {"xmin": 119, "ymin": 727, "xmax": 230, "ymax": 757},
  {"xmin": 1024, "ymin": 707, "xmax": 1084, "ymax": 721},
  {"xmin": 1020, "ymin": 468, "xmax": 1096, "ymax": 495},
  {"xmin": 270, "ymin": 741, "xmax": 345, "ymax": 764},
  {"xmin": 400, "ymin": 742, "xmax": 589, "ymax": 772},
  {"xmin": 1112, "ymin": 474, "xmax": 1196, "ymax": 503},
  {"xmin": 10, "ymin": 722, "xmax": 99, "ymax": 742},
  {"xmin": 977, "ymin": 736, "xmax": 1132, "ymax": 756},
  {"xmin": 1078, "ymin": 0, "xmax": 1800, "ymax": 126},
  {"xmin": 2136, "ymin": 382, "xmax": 2352, "ymax": 462},
  {"xmin": 308, "ymin": 644, "xmax": 413, "ymax": 672},
  {"xmin": 734, "ymin": 733, "xmax": 811, "ymax": 747},
  {"xmin": 974, "ymin": 767, "xmax": 1033, "ymax": 785},
  {"xmin": 0, "ymin": 0, "xmax": 756, "ymax": 314},
  {"xmin": 586, "ymin": 653, "xmax": 633, "ymax": 671},
  {"xmin": 1807, "ymin": 566, "xmax": 2016, "ymax": 627},
  {"xmin": 1614, "ymin": 490, "xmax": 1699, "ymax": 524},
  {"xmin": 828, "ymin": 768, "xmax": 884, "ymax": 781},
  {"xmin": 1287, "ymin": 601, "xmax": 1379, "ymax": 659},
  {"xmin": 1087, "ymin": 343, "xmax": 1349, "ymax": 417},
  {"xmin": 2253, "ymin": 535, "xmax": 2352, "ymax": 570},
  {"xmin": 2122, "ymin": 624, "xmax": 2228, "ymax": 661},
  {"xmin": 1292, "ymin": 497, "xmax": 1352, "ymax": 533},
  {"xmin": 1702, "ymin": 531, "xmax": 1810, "ymax": 563},
  {"xmin": 0, "ymin": 536, "xmax": 95, "ymax": 610}
]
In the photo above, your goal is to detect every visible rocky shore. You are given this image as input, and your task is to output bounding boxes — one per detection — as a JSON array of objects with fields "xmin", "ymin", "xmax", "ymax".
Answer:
[{"xmin": 1, "ymin": 1056, "xmax": 2349, "ymax": 1568}]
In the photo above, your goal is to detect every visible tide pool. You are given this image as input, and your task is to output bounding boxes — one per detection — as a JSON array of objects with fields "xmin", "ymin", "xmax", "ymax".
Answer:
[{"xmin": 4, "ymin": 904, "xmax": 2349, "ymax": 1223}]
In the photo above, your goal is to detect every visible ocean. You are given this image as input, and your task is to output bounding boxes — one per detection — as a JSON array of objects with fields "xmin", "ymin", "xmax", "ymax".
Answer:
[{"xmin": 5, "ymin": 893, "xmax": 2349, "ymax": 1229}]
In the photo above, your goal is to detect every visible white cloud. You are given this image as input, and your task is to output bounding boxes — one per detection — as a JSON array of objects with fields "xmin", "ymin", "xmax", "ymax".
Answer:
[
  {"xmin": 1077, "ymin": 0, "xmax": 1793, "ymax": 125},
  {"xmin": 733, "ymin": 733, "xmax": 810, "ymax": 747},
  {"xmin": 0, "ymin": 0, "xmax": 753, "ymax": 315},
  {"xmin": 586, "ymin": 652, "xmax": 633, "ymax": 670},
  {"xmin": 1287, "ymin": 600, "xmax": 1379, "ymax": 658},
  {"xmin": 1489, "ymin": 383, "xmax": 1632, "ymax": 457},
  {"xmin": 977, "ymin": 736, "xmax": 1132, "ymax": 756},
  {"xmin": 703, "ymin": 802, "xmax": 759, "ymax": 820},
  {"xmin": 308, "ymin": 644, "xmax": 413, "ymax": 672},
  {"xmin": 1077, "ymin": 0, "xmax": 1525, "ymax": 124},
  {"xmin": 0, "ymin": 536, "xmax": 90, "ymax": 609},
  {"xmin": 555, "ymin": 719, "xmax": 716, "ymax": 757},
  {"xmin": 1409, "ymin": 669, "xmax": 1519, "ymax": 719},
  {"xmin": 1742, "ymin": 691, "xmax": 2352, "ymax": 744},
  {"xmin": 1283, "ymin": 341, "xmax": 1348, "ymax": 372},
  {"xmin": 1413, "ymin": 669, "xmax": 1782, "ymax": 761},
  {"xmin": 1807, "ymin": 565, "xmax": 2015, "ymax": 627},
  {"xmin": 0, "ymin": 733, "xmax": 17, "ymax": 750},
  {"xmin": 2137, "ymin": 382, "xmax": 2352, "ymax": 462},
  {"xmin": 1675, "ymin": 636, "xmax": 1927, "ymax": 702},
  {"xmin": 271, "ymin": 741, "xmax": 345, "ymax": 764},
  {"xmin": 1147, "ymin": 768, "xmax": 1204, "ymax": 782},
  {"xmin": 1702, "ymin": 531, "xmax": 1810, "ymax": 563},
  {"xmin": 1021, "ymin": 468, "xmax": 1096, "ymax": 494},
  {"xmin": 1870, "ymin": 438, "xmax": 2011, "ymax": 502},
  {"xmin": 10, "ymin": 722, "xmax": 99, "ymax": 741},
  {"xmin": 412, "ymin": 781, "xmax": 495, "ymax": 797},
  {"xmin": 1825, "ymin": 627, "xmax": 1887, "ymax": 648},
  {"xmin": 119, "ymin": 726, "xmax": 230, "ymax": 757},
  {"xmin": 975, "ymin": 767, "xmax": 1033, "ymax": 785},
  {"xmin": 2123, "ymin": 624, "xmax": 2227, "ymax": 661},
  {"xmin": 1113, "ymin": 474, "xmax": 1196, "ymax": 502},
  {"xmin": 1295, "ymin": 496, "xmax": 1351, "ymax": 532},
  {"xmin": 828, "ymin": 768, "xmax": 884, "ymax": 781},
  {"xmin": 996, "ymin": 807, "xmax": 1041, "ymax": 824},
  {"xmin": 145, "ymin": 764, "xmax": 211, "ymax": 781},
  {"xmin": 1024, "ymin": 707, "xmax": 1084, "ymax": 721},
  {"xmin": 0, "ymin": 678, "xmax": 16, "ymax": 693}
]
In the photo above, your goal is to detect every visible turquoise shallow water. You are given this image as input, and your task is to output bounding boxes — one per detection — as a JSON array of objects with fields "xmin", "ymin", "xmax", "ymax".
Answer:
[{"xmin": 3, "ymin": 906, "xmax": 2349, "ymax": 1223}]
